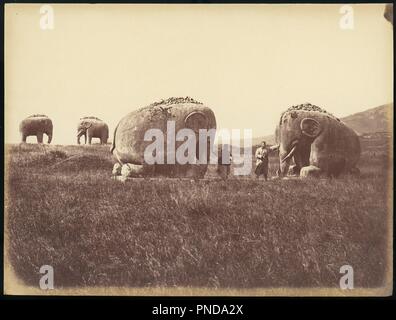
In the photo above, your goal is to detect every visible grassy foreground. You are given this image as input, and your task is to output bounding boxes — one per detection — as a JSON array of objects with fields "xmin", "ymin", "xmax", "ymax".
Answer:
[{"xmin": 4, "ymin": 139, "xmax": 392, "ymax": 289}]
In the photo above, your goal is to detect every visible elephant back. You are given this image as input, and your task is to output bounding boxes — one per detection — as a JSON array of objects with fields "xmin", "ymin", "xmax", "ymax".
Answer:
[
  {"xmin": 78, "ymin": 116, "xmax": 104, "ymax": 126},
  {"xmin": 279, "ymin": 103, "xmax": 339, "ymax": 125}
]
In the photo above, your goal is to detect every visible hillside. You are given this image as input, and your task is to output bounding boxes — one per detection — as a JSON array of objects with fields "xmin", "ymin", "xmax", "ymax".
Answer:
[
  {"xmin": 341, "ymin": 103, "xmax": 393, "ymax": 135},
  {"xmin": 252, "ymin": 103, "xmax": 393, "ymax": 145},
  {"xmin": 251, "ymin": 135, "xmax": 276, "ymax": 146}
]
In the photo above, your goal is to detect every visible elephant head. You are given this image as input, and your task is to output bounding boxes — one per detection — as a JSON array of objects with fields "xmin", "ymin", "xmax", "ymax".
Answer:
[
  {"xmin": 19, "ymin": 114, "xmax": 53, "ymax": 144},
  {"xmin": 275, "ymin": 103, "xmax": 360, "ymax": 178}
]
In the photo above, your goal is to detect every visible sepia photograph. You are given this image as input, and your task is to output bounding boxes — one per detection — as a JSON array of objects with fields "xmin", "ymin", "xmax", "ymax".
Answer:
[{"xmin": 3, "ymin": 3, "xmax": 393, "ymax": 297}]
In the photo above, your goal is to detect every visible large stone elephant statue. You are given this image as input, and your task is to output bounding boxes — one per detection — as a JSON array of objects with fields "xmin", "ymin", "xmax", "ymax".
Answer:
[
  {"xmin": 77, "ymin": 117, "xmax": 109, "ymax": 145},
  {"xmin": 19, "ymin": 114, "xmax": 53, "ymax": 144},
  {"xmin": 111, "ymin": 96, "xmax": 217, "ymax": 178},
  {"xmin": 275, "ymin": 103, "xmax": 361, "ymax": 178}
]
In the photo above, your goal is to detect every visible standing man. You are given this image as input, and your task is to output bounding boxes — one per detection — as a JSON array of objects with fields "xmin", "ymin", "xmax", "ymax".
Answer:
[{"xmin": 255, "ymin": 141, "xmax": 278, "ymax": 180}]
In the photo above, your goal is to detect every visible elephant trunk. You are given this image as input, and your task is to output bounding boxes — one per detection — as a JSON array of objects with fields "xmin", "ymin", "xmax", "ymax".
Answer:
[
  {"xmin": 271, "ymin": 144, "xmax": 280, "ymax": 152},
  {"xmin": 281, "ymin": 144, "xmax": 298, "ymax": 164},
  {"xmin": 47, "ymin": 132, "xmax": 52, "ymax": 144},
  {"xmin": 278, "ymin": 141, "xmax": 299, "ymax": 177}
]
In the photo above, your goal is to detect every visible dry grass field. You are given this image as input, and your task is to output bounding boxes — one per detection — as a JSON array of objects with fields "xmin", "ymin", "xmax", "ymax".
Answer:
[{"xmin": 4, "ymin": 134, "xmax": 392, "ymax": 289}]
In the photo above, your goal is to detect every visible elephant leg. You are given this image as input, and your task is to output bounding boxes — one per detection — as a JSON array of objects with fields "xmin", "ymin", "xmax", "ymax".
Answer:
[
  {"xmin": 288, "ymin": 164, "xmax": 301, "ymax": 176},
  {"xmin": 278, "ymin": 158, "xmax": 291, "ymax": 178},
  {"xmin": 300, "ymin": 165, "xmax": 322, "ymax": 178},
  {"xmin": 112, "ymin": 163, "xmax": 122, "ymax": 176},
  {"xmin": 88, "ymin": 136, "xmax": 92, "ymax": 144},
  {"xmin": 21, "ymin": 133, "xmax": 27, "ymax": 143},
  {"xmin": 121, "ymin": 163, "xmax": 145, "ymax": 178},
  {"xmin": 47, "ymin": 132, "xmax": 52, "ymax": 144},
  {"xmin": 278, "ymin": 147, "xmax": 293, "ymax": 177},
  {"xmin": 291, "ymin": 152, "xmax": 306, "ymax": 176},
  {"xmin": 37, "ymin": 132, "xmax": 44, "ymax": 144}
]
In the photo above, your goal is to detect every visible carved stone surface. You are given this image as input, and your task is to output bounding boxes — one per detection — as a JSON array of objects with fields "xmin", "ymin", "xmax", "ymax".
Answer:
[
  {"xmin": 111, "ymin": 97, "xmax": 217, "ymax": 178},
  {"xmin": 276, "ymin": 104, "xmax": 361, "ymax": 178}
]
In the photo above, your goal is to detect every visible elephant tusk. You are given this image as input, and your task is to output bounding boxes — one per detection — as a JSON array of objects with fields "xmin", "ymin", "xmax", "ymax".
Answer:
[{"xmin": 281, "ymin": 144, "xmax": 298, "ymax": 163}]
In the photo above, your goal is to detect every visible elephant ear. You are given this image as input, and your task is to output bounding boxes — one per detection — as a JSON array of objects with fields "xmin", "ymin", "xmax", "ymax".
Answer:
[
  {"xmin": 185, "ymin": 112, "xmax": 208, "ymax": 133},
  {"xmin": 300, "ymin": 118, "xmax": 321, "ymax": 138}
]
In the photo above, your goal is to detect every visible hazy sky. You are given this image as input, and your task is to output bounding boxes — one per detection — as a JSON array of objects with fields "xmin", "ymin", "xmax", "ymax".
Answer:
[{"xmin": 5, "ymin": 4, "xmax": 393, "ymax": 145}]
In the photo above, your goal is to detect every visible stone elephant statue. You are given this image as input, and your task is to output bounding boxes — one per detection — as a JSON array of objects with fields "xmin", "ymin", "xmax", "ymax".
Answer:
[
  {"xmin": 275, "ymin": 103, "xmax": 361, "ymax": 178},
  {"xmin": 77, "ymin": 117, "xmax": 109, "ymax": 145},
  {"xmin": 111, "ymin": 96, "xmax": 217, "ymax": 178},
  {"xmin": 19, "ymin": 114, "xmax": 53, "ymax": 144}
]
